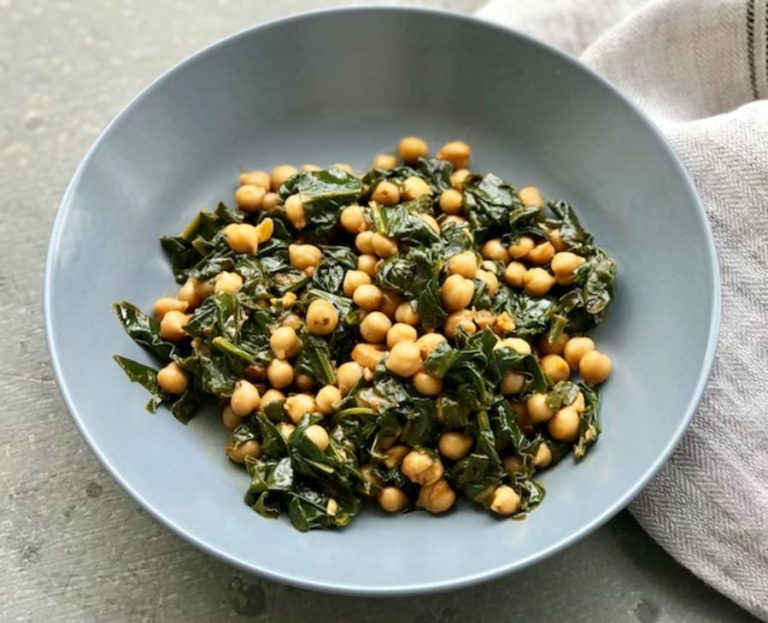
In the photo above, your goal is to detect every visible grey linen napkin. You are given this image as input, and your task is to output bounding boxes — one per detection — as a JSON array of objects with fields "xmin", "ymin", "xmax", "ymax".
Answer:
[{"xmin": 478, "ymin": 0, "xmax": 768, "ymax": 619}]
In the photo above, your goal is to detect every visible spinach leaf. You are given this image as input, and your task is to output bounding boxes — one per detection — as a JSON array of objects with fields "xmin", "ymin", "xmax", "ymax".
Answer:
[
  {"xmin": 415, "ymin": 157, "xmax": 453, "ymax": 193},
  {"xmin": 575, "ymin": 249, "xmax": 617, "ymax": 318},
  {"xmin": 113, "ymin": 355, "xmax": 167, "ymax": 412},
  {"xmin": 451, "ymin": 411, "xmax": 505, "ymax": 500},
  {"xmin": 546, "ymin": 380, "xmax": 580, "ymax": 410},
  {"xmin": 371, "ymin": 201, "xmax": 441, "ymax": 247},
  {"xmin": 508, "ymin": 206, "xmax": 546, "ymax": 241},
  {"xmin": 113, "ymin": 302, "xmax": 176, "ymax": 360},
  {"xmin": 574, "ymin": 384, "xmax": 601, "ymax": 459},
  {"xmin": 494, "ymin": 287, "xmax": 555, "ymax": 338},
  {"xmin": 438, "ymin": 222, "xmax": 474, "ymax": 258},
  {"xmin": 490, "ymin": 345, "xmax": 549, "ymax": 395},
  {"xmin": 311, "ymin": 245, "xmax": 358, "ymax": 293},
  {"xmin": 295, "ymin": 333, "xmax": 336, "ymax": 386},
  {"xmin": 548, "ymin": 200, "xmax": 593, "ymax": 254},
  {"xmin": 463, "ymin": 173, "xmax": 523, "ymax": 238}
]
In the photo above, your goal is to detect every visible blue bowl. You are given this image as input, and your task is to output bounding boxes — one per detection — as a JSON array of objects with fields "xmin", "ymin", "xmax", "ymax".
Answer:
[{"xmin": 45, "ymin": 7, "xmax": 719, "ymax": 594}]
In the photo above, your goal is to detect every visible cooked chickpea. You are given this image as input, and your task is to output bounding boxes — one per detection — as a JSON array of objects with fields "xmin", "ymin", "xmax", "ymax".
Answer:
[
  {"xmin": 527, "ymin": 241, "xmax": 556, "ymax": 265},
  {"xmin": 398, "ymin": 136, "xmax": 428, "ymax": 163},
  {"xmin": 475, "ymin": 269, "xmax": 499, "ymax": 297},
  {"xmin": 527, "ymin": 393, "xmax": 555, "ymax": 423},
  {"xmin": 440, "ymin": 215, "xmax": 467, "ymax": 229},
  {"xmin": 356, "ymin": 253, "xmax": 378, "ymax": 277},
  {"xmin": 159, "ymin": 310, "xmax": 190, "ymax": 341},
  {"xmin": 580, "ymin": 350, "xmax": 612, "ymax": 385},
  {"xmin": 372, "ymin": 153, "xmax": 397, "ymax": 169},
  {"xmin": 481, "ymin": 239, "xmax": 509, "ymax": 263},
  {"xmin": 551, "ymin": 251, "xmax": 586, "ymax": 286},
  {"xmin": 538, "ymin": 331, "xmax": 570, "ymax": 356},
  {"xmin": 503, "ymin": 261, "xmax": 527, "ymax": 288},
  {"xmin": 519, "ymin": 186, "xmax": 544, "ymax": 208},
  {"xmin": 548, "ymin": 405, "xmax": 580, "ymax": 442},
  {"xmin": 239, "ymin": 170, "xmax": 270, "ymax": 190},
  {"xmin": 402, "ymin": 176, "xmax": 432, "ymax": 200},
  {"xmin": 496, "ymin": 337, "xmax": 532, "ymax": 355},
  {"xmin": 315, "ymin": 385, "xmax": 341, "ymax": 415},
  {"xmin": 417, "ymin": 479, "xmax": 456, "ymax": 514},
  {"xmin": 440, "ymin": 274, "xmax": 475, "ymax": 311},
  {"xmin": 490, "ymin": 485, "xmax": 521, "ymax": 516},
  {"xmin": 436, "ymin": 140, "xmax": 471, "ymax": 169},
  {"xmin": 438, "ymin": 432, "xmax": 473, "ymax": 461},
  {"xmin": 276, "ymin": 422, "xmax": 295, "ymax": 441},
  {"xmin": 379, "ymin": 290, "xmax": 403, "ymax": 318},
  {"xmin": 227, "ymin": 439, "xmax": 262, "ymax": 464},
  {"xmin": 337, "ymin": 361, "xmax": 364, "ymax": 395},
  {"xmin": 523, "ymin": 268, "xmax": 555, "ymax": 297},
  {"xmin": 358, "ymin": 464, "xmax": 382, "ymax": 492},
  {"xmin": 295, "ymin": 373, "xmax": 315, "ymax": 391},
  {"xmin": 508, "ymin": 236, "xmax": 535, "ymax": 260},
  {"xmin": 563, "ymin": 336, "xmax": 596, "ymax": 369},
  {"xmin": 371, "ymin": 233, "xmax": 398, "ymax": 258},
  {"xmin": 342, "ymin": 270, "xmax": 371, "ymax": 297},
  {"xmin": 416, "ymin": 333, "xmax": 446, "ymax": 358},
  {"xmin": 439, "ymin": 188, "xmax": 464, "ymax": 214},
  {"xmin": 549, "ymin": 228, "xmax": 568, "ymax": 252},
  {"xmin": 156, "ymin": 361, "xmax": 188, "ymax": 394},
  {"xmin": 443, "ymin": 310, "xmax": 476, "ymax": 338},
  {"xmin": 360, "ymin": 311, "xmax": 392, "ymax": 343},
  {"xmin": 306, "ymin": 299, "xmax": 339, "ymax": 335},
  {"xmin": 541, "ymin": 354, "xmax": 570, "ymax": 383},
  {"xmin": 340, "ymin": 205, "xmax": 368, "ymax": 234},
  {"xmin": 284, "ymin": 194, "xmax": 306, "ymax": 229},
  {"xmin": 285, "ymin": 393, "xmax": 317, "ymax": 423},
  {"xmin": 501, "ymin": 371, "xmax": 525, "ymax": 395},
  {"xmin": 304, "ymin": 424, "xmax": 330, "ymax": 451},
  {"xmin": 413, "ymin": 371, "xmax": 443, "ymax": 396},
  {"xmin": 234, "ymin": 184, "xmax": 266, "ymax": 212},
  {"xmin": 325, "ymin": 498, "xmax": 338, "ymax": 517},
  {"xmin": 221, "ymin": 405, "xmax": 241, "ymax": 431},
  {"xmin": 401, "ymin": 450, "xmax": 443, "ymax": 485},
  {"xmin": 351, "ymin": 343, "xmax": 386, "ymax": 371},
  {"xmin": 378, "ymin": 487, "xmax": 409, "ymax": 513},
  {"xmin": 288, "ymin": 244, "xmax": 321, "ymax": 271},
  {"xmin": 153, "ymin": 297, "xmax": 188, "ymax": 320},
  {"xmin": 533, "ymin": 442, "xmax": 553, "ymax": 468},
  {"xmin": 353, "ymin": 284, "xmax": 383, "ymax": 311},
  {"xmin": 214, "ymin": 271, "xmax": 243, "ymax": 294},
  {"xmin": 371, "ymin": 180, "xmax": 401, "ymax": 206},
  {"xmin": 386, "ymin": 341, "xmax": 422, "ymax": 377},
  {"xmin": 450, "ymin": 168, "xmax": 471, "ymax": 189},
  {"xmin": 262, "ymin": 192, "xmax": 280, "ymax": 210},
  {"xmin": 494, "ymin": 311, "xmax": 516, "ymax": 335},
  {"xmin": 267, "ymin": 358, "xmax": 294, "ymax": 389},
  {"xmin": 447, "ymin": 251, "xmax": 477, "ymax": 278},
  {"xmin": 230, "ymin": 380, "xmax": 261, "ymax": 416},
  {"xmin": 572, "ymin": 391, "xmax": 586, "ymax": 413},
  {"xmin": 417, "ymin": 213, "xmax": 440, "ymax": 233},
  {"xmin": 475, "ymin": 310, "xmax": 496, "ymax": 330},
  {"xmin": 260, "ymin": 388, "xmax": 285, "ymax": 413},
  {"xmin": 177, "ymin": 277, "xmax": 212, "ymax": 309},
  {"xmin": 381, "ymin": 444, "xmax": 409, "ymax": 469},
  {"xmin": 254, "ymin": 218, "xmax": 274, "ymax": 243},
  {"xmin": 386, "ymin": 323, "xmax": 418, "ymax": 349},
  {"xmin": 355, "ymin": 231, "xmax": 376, "ymax": 254},
  {"xmin": 223, "ymin": 223, "xmax": 258, "ymax": 254},
  {"xmin": 270, "ymin": 164, "xmax": 298, "ymax": 190},
  {"xmin": 269, "ymin": 326, "xmax": 300, "ymax": 359},
  {"xmin": 394, "ymin": 302, "xmax": 421, "ymax": 326},
  {"xmin": 330, "ymin": 162, "xmax": 354, "ymax": 174},
  {"xmin": 281, "ymin": 312, "xmax": 301, "ymax": 329}
]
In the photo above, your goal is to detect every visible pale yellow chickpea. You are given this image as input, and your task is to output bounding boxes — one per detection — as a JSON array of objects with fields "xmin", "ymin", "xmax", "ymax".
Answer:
[
  {"xmin": 580, "ymin": 350, "xmax": 612, "ymax": 385},
  {"xmin": 551, "ymin": 251, "xmax": 586, "ymax": 286},
  {"xmin": 227, "ymin": 439, "xmax": 262, "ymax": 464},
  {"xmin": 295, "ymin": 373, "xmax": 315, "ymax": 391},
  {"xmin": 495, "ymin": 311, "xmax": 516, "ymax": 335},
  {"xmin": 541, "ymin": 354, "xmax": 570, "ymax": 383},
  {"xmin": 490, "ymin": 485, "xmax": 521, "ymax": 516},
  {"xmin": 538, "ymin": 331, "xmax": 570, "ymax": 356},
  {"xmin": 533, "ymin": 442, "xmax": 553, "ymax": 468},
  {"xmin": 315, "ymin": 385, "xmax": 341, "ymax": 415},
  {"xmin": 260, "ymin": 388, "xmax": 286, "ymax": 412},
  {"xmin": 177, "ymin": 277, "xmax": 212, "ymax": 309},
  {"xmin": 214, "ymin": 271, "xmax": 243, "ymax": 294},
  {"xmin": 353, "ymin": 343, "xmax": 386, "ymax": 371},
  {"xmin": 234, "ymin": 185, "xmax": 265, "ymax": 213},
  {"xmin": 440, "ymin": 274, "xmax": 475, "ymax": 311},
  {"xmin": 342, "ymin": 270, "xmax": 371, "ymax": 297},
  {"xmin": 270, "ymin": 164, "xmax": 298, "ymax": 190},
  {"xmin": 417, "ymin": 213, "xmax": 440, "ymax": 234},
  {"xmin": 221, "ymin": 405, "xmax": 241, "ymax": 431},
  {"xmin": 501, "ymin": 371, "xmax": 525, "ymax": 395},
  {"xmin": 281, "ymin": 312, "xmax": 301, "ymax": 329},
  {"xmin": 447, "ymin": 251, "xmax": 477, "ymax": 278},
  {"xmin": 298, "ymin": 163, "xmax": 319, "ymax": 172},
  {"xmin": 267, "ymin": 358, "xmax": 294, "ymax": 389},
  {"xmin": 269, "ymin": 326, "xmax": 301, "ymax": 359},
  {"xmin": 475, "ymin": 309, "xmax": 496, "ymax": 330},
  {"xmin": 572, "ymin": 391, "xmax": 586, "ymax": 413},
  {"xmin": 254, "ymin": 218, "xmax": 274, "ymax": 243},
  {"xmin": 386, "ymin": 341, "xmax": 422, "ymax": 377},
  {"xmin": 288, "ymin": 243, "xmax": 321, "ymax": 270},
  {"xmin": 394, "ymin": 302, "xmax": 421, "ymax": 326},
  {"xmin": 495, "ymin": 337, "xmax": 532, "ymax": 355},
  {"xmin": 153, "ymin": 297, "xmax": 189, "ymax": 320},
  {"xmin": 337, "ymin": 361, "xmax": 364, "ymax": 395},
  {"xmin": 527, "ymin": 393, "xmax": 555, "ymax": 424},
  {"xmin": 378, "ymin": 487, "xmax": 409, "ymax": 513},
  {"xmin": 326, "ymin": 498, "xmax": 338, "ymax": 517},
  {"xmin": 413, "ymin": 371, "xmax": 443, "ymax": 396},
  {"xmin": 355, "ymin": 231, "xmax": 376, "ymax": 254},
  {"xmin": 285, "ymin": 393, "xmax": 317, "ymax": 424},
  {"xmin": 450, "ymin": 168, "xmax": 471, "ymax": 189},
  {"xmin": 503, "ymin": 261, "xmax": 527, "ymax": 288},
  {"xmin": 402, "ymin": 176, "xmax": 432, "ymax": 200},
  {"xmin": 381, "ymin": 444, "xmax": 409, "ymax": 469},
  {"xmin": 548, "ymin": 405, "xmax": 581, "ymax": 442},
  {"xmin": 481, "ymin": 239, "xmax": 509, "ymax": 263},
  {"xmin": 402, "ymin": 450, "xmax": 443, "ymax": 485},
  {"xmin": 519, "ymin": 186, "xmax": 544, "ymax": 208},
  {"xmin": 523, "ymin": 268, "xmax": 555, "ymax": 297},
  {"xmin": 439, "ymin": 188, "xmax": 464, "ymax": 214},
  {"xmin": 340, "ymin": 205, "xmax": 369, "ymax": 234},
  {"xmin": 438, "ymin": 431, "xmax": 473, "ymax": 461},
  {"xmin": 549, "ymin": 228, "xmax": 568, "ymax": 252},
  {"xmin": 230, "ymin": 379, "xmax": 261, "ymax": 416},
  {"xmin": 353, "ymin": 284, "xmax": 383, "ymax": 312},
  {"xmin": 508, "ymin": 236, "xmax": 535, "ymax": 260},
  {"xmin": 371, "ymin": 233, "xmax": 398, "ymax": 258},
  {"xmin": 159, "ymin": 310, "xmax": 190, "ymax": 341},
  {"xmin": 304, "ymin": 424, "xmax": 330, "ymax": 451},
  {"xmin": 417, "ymin": 479, "xmax": 456, "ymax": 514},
  {"xmin": 262, "ymin": 192, "xmax": 280, "ymax": 210},
  {"xmin": 356, "ymin": 253, "xmax": 378, "ymax": 277},
  {"xmin": 372, "ymin": 153, "xmax": 397, "ymax": 169},
  {"xmin": 527, "ymin": 241, "xmax": 556, "ymax": 265},
  {"xmin": 239, "ymin": 170, "xmax": 270, "ymax": 190},
  {"xmin": 276, "ymin": 422, "xmax": 295, "ymax": 442},
  {"xmin": 398, "ymin": 136, "xmax": 428, "ymax": 163},
  {"xmin": 563, "ymin": 336, "xmax": 596, "ymax": 369},
  {"xmin": 436, "ymin": 140, "xmax": 471, "ymax": 169},
  {"xmin": 416, "ymin": 333, "xmax": 446, "ymax": 358},
  {"xmin": 387, "ymin": 323, "xmax": 418, "ymax": 349},
  {"xmin": 306, "ymin": 299, "xmax": 339, "ymax": 335},
  {"xmin": 224, "ymin": 223, "xmax": 259, "ymax": 254},
  {"xmin": 444, "ymin": 310, "xmax": 476, "ymax": 338},
  {"xmin": 360, "ymin": 311, "xmax": 392, "ymax": 344},
  {"xmin": 371, "ymin": 180, "xmax": 401, "ymax": 206},
  {"xmin": 475, "ymin": 269, "xmax": 499, "ymax": 297},
  {"xmin": 156, "ymin": 361, "xmax": 188, "ymax": 394},
  {"xmin": 379, "ymin": 291, "xmax": 404, "ymax": 318},
  {"xmin": 284, "ymin": 194, "xmax": 306, "ymax": 229}
]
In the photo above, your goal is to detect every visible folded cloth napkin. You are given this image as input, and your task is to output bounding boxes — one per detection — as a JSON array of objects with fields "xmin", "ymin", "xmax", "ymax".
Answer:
[{"xmin": 478, "ymin": 0, "xmax": 768, "ymax": 619}]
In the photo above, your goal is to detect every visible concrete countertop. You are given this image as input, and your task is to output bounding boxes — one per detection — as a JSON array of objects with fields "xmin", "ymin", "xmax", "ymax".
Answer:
[{"xmin": 0, "ymin": 1, "xmax": 758, "ymax": 621}]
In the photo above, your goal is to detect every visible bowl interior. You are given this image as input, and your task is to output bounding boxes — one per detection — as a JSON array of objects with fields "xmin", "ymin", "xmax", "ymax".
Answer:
[{"xmin": 46, "ymin": 7, "xmax": 718, "ymax": 594}]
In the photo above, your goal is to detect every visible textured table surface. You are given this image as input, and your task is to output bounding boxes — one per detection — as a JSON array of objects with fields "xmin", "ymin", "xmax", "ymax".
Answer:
[{"xmin": 0, "ymin": 1, "xmax": 759, "ymax": 622}]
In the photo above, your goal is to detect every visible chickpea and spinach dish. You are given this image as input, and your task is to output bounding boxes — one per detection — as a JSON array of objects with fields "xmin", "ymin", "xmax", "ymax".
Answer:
[{"xmin": 113, "ymin": 137, "xmax": 617, "ymax": 531}]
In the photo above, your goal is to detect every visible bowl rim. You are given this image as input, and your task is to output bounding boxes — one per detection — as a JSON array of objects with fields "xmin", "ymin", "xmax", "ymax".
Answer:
[{"xmin": 44, "ymin": 4, "xmax": 721, "ymax": 596}]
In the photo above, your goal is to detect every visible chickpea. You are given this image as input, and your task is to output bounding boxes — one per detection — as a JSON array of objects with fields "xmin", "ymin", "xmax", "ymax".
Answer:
[
  {"xmin": 306, "ymin": 299, "xmax": 339, "ymax": 335},
  {"xmin": 398, "ymin": 136, "xmax": 429, "ymax": 163},
  {"xmin": 386, "ymin": 323, "xmax": 417, "ymax": 349},
  {"xmin": 508, "ymin": 236, "xmax": 535, "ymax": 260},
  {"xmin": 371, "ymin": 180, "xmax": 401, "ymax": 206},
  {"xmin": 295, "ymin": 373, "xmax": 315, "ymax": 391},
  {"xmin": 417, "ymin": 213, "xmax": 440, "ymax": 234},
  {"xmin": 342, "ymin": 270, "xmax": 371, "ymax": 297},
  {"xmin": 214, "ymin": 271, "xmax": 243, "ymax": 294},
  {"xmin": 417, "ymin": 479, "xmax": 456, "ymax": 514},
  {"xmin": 340, "ymin": 205, "xmax": 368, "ymax": 234},
  {"xmin": 401, "ymin": 450, "xmax": 443, "ymax": 485},
  {"xmin": 177, "ymin": 277, "xmax": 212, "ymax": 309},
  {"xmin": 262, "ymin": 192, "xmax": 280, "ymax": 210},
  {"xmin": 572, "ymin": 391, "xmax": 586, "ymax": 413},
  {"xmin": 353, "ymin": 284, "xmax": 383, "ymax": 312},
  {"xmin": 355, "ymin": 230, "xmax": 376, "ymax": 254},
  {"xmin": 438, "ymin": 431, "xmax": 473, "ymax": 461},
  {"xmin": 260, "ymin": 388, "xmax": 285, "ymax": 412},
  {"xmin": 379, "ymin": 290, "xmax": 404, "ymax": 318},
  {"xmin": 551, "ymin": 251, "xmax": 586, "ymax": 286},
  {"xmin": 269, "ymin": 326, "xmax": 300, "ymax": 359},
  {"xmin": 523, "ymin": 268, "xmax": 555, "ymax": 297},
  {"xmin": 533, "ymin": 442, "xmax": 553, "ymax": 468},
  {"xmin": 519, "ymin": 186, "xmax": 544, "ymax": 208},
  {"xmin": 527, "ymin": 241, "xmax": 556, "ymax": 265},
  {"xmin": 326, "ymin": 498, "xmax": 338, "ymax": 517},
  {"xmin": 494, "ymin": 311, "xmax": 516, "ymax": 335},
  {"xmin": 359, "ymin": 464, "xmax": 382, "ymax": 493},
  {"xmin": 276, "ymin": 422, "xmax": 295, "ymax": 441},
  {"xmin": 402, "ymin": 176, "xmax": 432, "ymax": 201},
  {"xmin": 230, "ymin": 379, "xmax": 261, "ymax": 416},
  {"xmin": 503, "ymin": 261, "xmax": 527, "ymax": 288},
  {"xmin": 444, "ymin": 310, "xmax": 476, "ymax": 338},
  {"xmin": 541, "ymin": 354, "xmax": 570, "ymax": 383},
  {"xmin": 440, "ymin": 274, "xmax": 475, "ymax": 311},
  {"xmin": 511, "ymin": 401, "xmax": 532, "ymax": 432},
  {"xmin": 285, "ymin": 393, "xmax": 317, "ymax": 424},
  {"xmin": 234, "ymin": 184, "xmax": 266, "ymax": 213},
  {"xmin": 538, "ymin": 331, "xmax": 570, "ymax": 356},
  {"xmin": 315, "ymin": 385, "xmax": 341, "ymax": 415},
  {"xmin": 254, "ymin": 218, "xmax": 274, "ymax": 243},
  {"xmin": 304, "ymin": 424, "xmax": 330, "ymax": 451},
  {"xmin": 386, "ymin": 341, "xmax": 422, "ymax": 377},
  {"xmin": 288, "ymin": 245, "xmax": 322, "ymax": 272},
  {"xmin": 481, "ymin": 239, "xmax": 509, "ymax": 263},
  {"xmin": 450, "ymin": 168, "xmax": 471, "ymax": 189},
  {"xmin": 267, "ymin": 358, "xmax": 294, "ymax": 389},
  {"xmin": 441, "ymin": 215, "xmax": 467, "ymax": 230},
  {"xmin": 156, "ymin": 361, "xmax": 188, "ymax": 394},
  {"xmin": 501, "ymin": 371, "xmax": 525, "ymax": 395},
  {"xmin": 337, "ymin": 362, "xmax": 363, "ymax": 396},
  {"xmin": 563, "ymin": 336, "xmax": 596, "ymax": 369},
  {"xmin": 239, "ymin": 170, "xmax": 270, "ymax": 190},
  {"xmin": 360, "ymin": 311, "xmax": 392, "ymax": 344},
  {"xmin": 356, "ymin": 253, "xmax": 378, "ymax": 278},
  {"xmin": 439, "ymin": 188, "xmax": 464, "ymax": 214},
  {"xmin": 378, "ymin": 487, "xmax": 408, "ymax": 513},
  {"xmin": 270, "ymin": 164, "xmax": 298, "ymax": 190},
  {"xmin": 548, "ymin": 405, "xmax": 581, "ymax": 442},
  {"xmin": 227, "ymin": 439, "xmax": 262, "ymax": 464},
  {"xmin": 526, "ymin": 393, "xmax": 554, "ymax": 424},
  {"xmin": 221, "ymin": 405, "xmax": 241, "ymax": 431},
  {"xmin": 416, "ymin": 333, "xmax": 446, "ymax": 358},
  {"xmin": 475, "ymin": 309, "xmax": 497, "ymax": 330},
  {"xmin": 549, "ymin": 228, "xmax": 568, "ymax": 252},
  {"xmin": 475, "ymin": 269, "xmax": 499, "ymax": 297},
  {"xmin": 371, "ymin": 233, "xmax": 398, "ymax": 258},
  {"xmin": 447, "ymin": 251, "xmax": 477, "ymax": 278},
  {"xmin": 413, "ymin": 371, "xmax": 443, "ymax": 396},
  {"xmin": 281, "ymin": 312, "xmax": 301, "ymax": 329},
  {"xmin": 372, "ymin": 153, "xmax": 397, "ymax": 169},
  {"xmin": 436, "ymin": 140, "xmax": 471, "ymax": 169},
  {"xmin": 394, "ymin": 302, "xmax": 421, "ymax": 326},
  {"xmin": 159, "ymin": 310, "xmax": 190, "ymax": 341},
  {"xmin": 223, "ymin": 223, "xmax": 258, "ymax": 254},
  {"xmin": 284, "ymin": 194, "xmax": 306, "ymax": 229},
  {"xmin": 580, "ymin": 350, "xmax": 612, "ymax": 385},
  {"xmin": 153, "ymin": 297, "xmax": 188, "ymax": 320},
  {"xmin": 495, "ymin": 337, "xmax": 532, "ymax": 355},
  {"xmin": 490, "ymin": 485, "xmax": 521, "ymax": 516}
]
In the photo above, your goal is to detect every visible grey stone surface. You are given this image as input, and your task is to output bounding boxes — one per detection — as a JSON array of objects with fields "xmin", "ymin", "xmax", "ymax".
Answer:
[{"xmin": 0, "ymin": 1, "xmax": 759, "ymax": 621}]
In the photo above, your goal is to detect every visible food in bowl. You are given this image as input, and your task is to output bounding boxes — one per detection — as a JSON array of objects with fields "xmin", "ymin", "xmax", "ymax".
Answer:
[{"xmin": 113, "ymin": 136, "xmax": 616, "ymax": 531}]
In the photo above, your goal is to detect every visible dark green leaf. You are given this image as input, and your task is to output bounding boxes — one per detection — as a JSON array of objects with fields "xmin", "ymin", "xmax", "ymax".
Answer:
[{"xmin": 113, "ymin": 302, "xmax": 176, "ymax": 360}]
